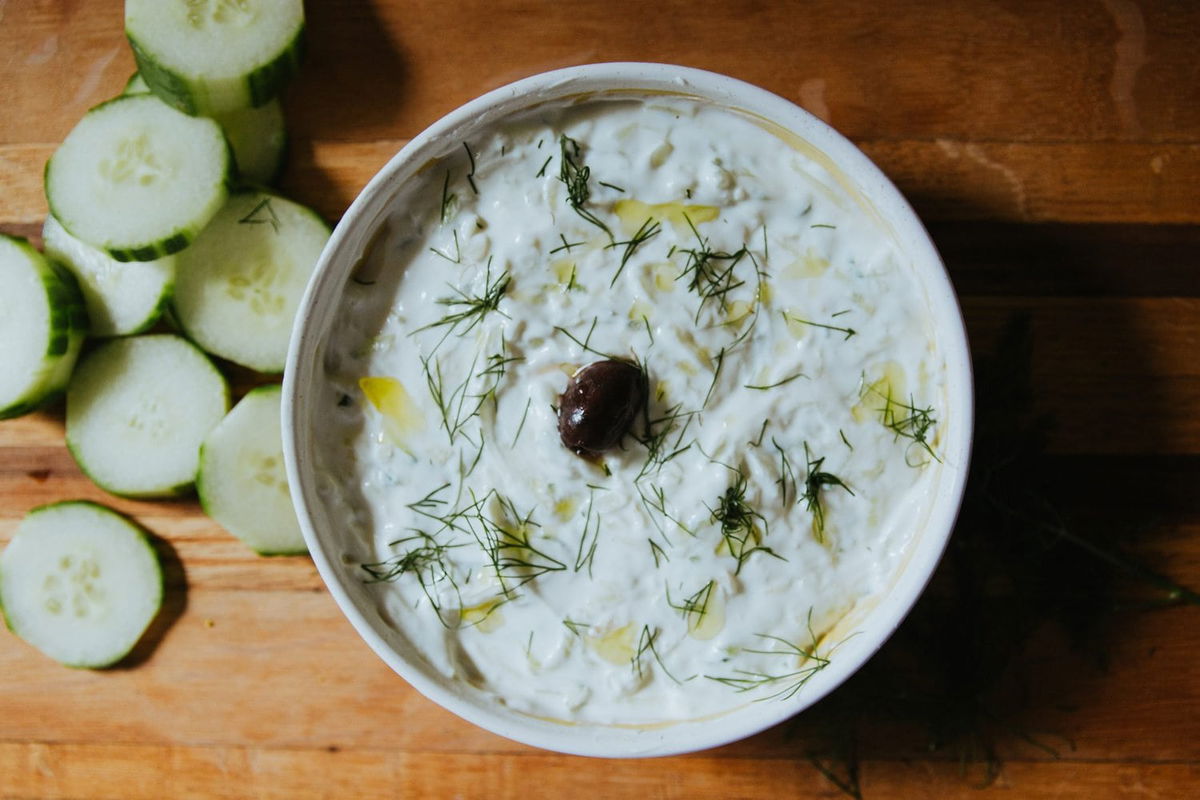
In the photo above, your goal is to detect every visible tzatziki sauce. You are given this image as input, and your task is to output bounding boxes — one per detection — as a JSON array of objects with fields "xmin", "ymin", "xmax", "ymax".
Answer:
[{"xmin": 314, "ymin": 95, "xmax": 948, "ymax": 724}]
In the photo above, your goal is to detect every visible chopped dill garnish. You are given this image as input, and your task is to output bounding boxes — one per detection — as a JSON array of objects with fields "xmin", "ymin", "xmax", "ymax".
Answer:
[
  {"xmin": 511, "ymin": 396, "xmax": 532, "ymax": 447},
  {"xmin": 703, "ymin": 347, "xmax": 726, "ymax": 407},
  {"xmin": 744, "ymin": 371, "xmax": 808, "ymax": 390},
  {"xmin": 606, "ymin": 217, "xmax": 661, "ymax": 286},
  {"xmin": 419, "ymin": 337, "xmax": 519, "ymax": 445},
  {"xmin": 638, "ymin": 482, "xmax": 694, "ymax": 538},
  {"xmin": 466, "ymin": 491, "xmax": 565, "ymax": 596},
  {"xmin": 558, "ymin": 134, "xmax": 612, "ymax": 239},
  {"xmin": 462, "ymin": 142, "xmax": 478, "ymax": 194},
  {"xmin": 839, "ymin": 429, "xmax": 853, "ymax": 450},
  {"xmin": 360, "ymin": 531, "xmax": 465, "ymax": 628},
  {"xmin": 549, "ymin": 234, "xmax": 585, "ymax": 254},
  {"xmin": 750, "ymin": 419, "xmax": 770, "ymax": 448},
  {"xmin": 771, "ymin": 437, "xmax": 798, "ymax": 507},
  {"xmin": 811, "ymin": 223, "xmax": 837, "ymax": 229},
  {"xmin": 563, "ymin": 618, "xmax": 590, "ymax": 637},
  {"xmin": 705, "ymin": 612, "xmax": 830, "ymax": 700},
  {"xmin": 337, "ymin": 393, "xmax": 353, "ymax": 407},
  {"xmin": 238, "ymin": 197, "xmax": 281, "ymax": 233},
  {"xmin": 669, "ymin": 580, "xmax": 715, "ymax": 622},
  {"xmin": 439, "ymin": 170, "xmax": 456, "ymax": 224},
  {"xmin": 598, "ymin": 180, "xmax": 625, "ymax": 192},
  {"xmin": 709, "ymin": 465, "xmax": 781, "ymax": 573},
  {"xmin": 676, "ymin": 215, "xmax": 749, "ymax": 320},
  {"xmin": 632, "ymin": 625, "xmax": 683, "ymax": 683},
  {"xmin": 881, "ymin": 393, "xmax": 940, "ymax": 465},
  {"xmin": 648, "ymin": 538, "xmax": 669, "ymax": 567},
  {"xmin": 415, "ymin": 259, "xmax": 510, "ymax": 338},
  {"xmin": 535, "ymin": 154, "xmax": 552, "ymax": 178},
  {"xmin": 574, "ymin": 488, "xmax": 602, "ymax": 575},
  {"xmin": 635, "ymin": 404, "xmax": 699, "ymax": 482},
  {"xmin": 782, "ymin": 311, "xmax": 856, "ymax": 340},
  {"xmin": 801, "ymin": 442, "xmax": 855, "ymax": 543},
  {"xmin": 429, "ymin": 229, "xmax": 462, "ymax": 264}
]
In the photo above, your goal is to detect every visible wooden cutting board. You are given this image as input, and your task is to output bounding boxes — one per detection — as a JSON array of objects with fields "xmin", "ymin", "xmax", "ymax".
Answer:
[{"xmin": 2, "ymin": 1, "xmax": 1198, "ymax": 797}]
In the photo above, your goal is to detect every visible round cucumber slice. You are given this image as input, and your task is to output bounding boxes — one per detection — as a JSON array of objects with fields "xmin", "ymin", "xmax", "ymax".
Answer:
[
  {"xmin": 172, "ymin": 190, "xmax": 330, "ymax": 373},
  {"xmin": 43, "ymin": 215, "xmax": 175, "ymax": 337},
  {"xmin": 198, "ymin": 384, "xmax": 307, "ymax": 555},
  {"xmin": 0, "ymin": 234, "xmax": 87, "ymax": 419},
  {"xmin": 214, "ymin": 98, "xmax": 287, "ymax": 185},
  {"xmin": 0, "ymin": 501, "xmax": 163, "ymax": 668},
  {"xmin": 126, "ymin": 0, "xmax": 305, "ymax": 116},
  {"xmin": 66, "ymin": 335, "xmax": 230, "ymax": 498},
  {"xmin": 45, "ymin": 94, "xmax": 231, "ymax": 262}
]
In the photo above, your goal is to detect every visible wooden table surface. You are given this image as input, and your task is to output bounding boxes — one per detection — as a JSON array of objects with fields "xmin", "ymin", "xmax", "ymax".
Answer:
[{"xmin": 2, "ymin": 1, "xmax": 1198, "ymax": 797}]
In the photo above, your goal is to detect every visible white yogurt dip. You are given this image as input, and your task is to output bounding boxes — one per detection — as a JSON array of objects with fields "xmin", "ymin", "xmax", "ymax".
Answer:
[{"xmin": 314, "ymin": 95, "xmax": 948, "ymax": 724}]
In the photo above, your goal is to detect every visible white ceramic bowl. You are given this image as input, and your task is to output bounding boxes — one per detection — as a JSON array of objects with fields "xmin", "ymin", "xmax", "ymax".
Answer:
[{"xmin": 282, "ymin": 62, "xmax": 973, "ymax": 758}]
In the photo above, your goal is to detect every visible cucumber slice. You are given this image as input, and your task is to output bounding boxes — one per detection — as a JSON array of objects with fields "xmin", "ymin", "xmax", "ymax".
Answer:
[
  {"xmin": 215, "ymin": 99, "xmax": 287, "ymax": 185},
  {"xmin": 0, "ymin": 501, "xmax": 162, "ymax": 668},
  {"xmin": 42, "ymin": 215, "xmax": 174, "ymax": 337},
  {"xmin": 66, "ymin": 335, "xmax": 229, "ymax": 498},
  {"xmin": 125, "ymin": 0, "xmax": 305, "ymax": 116},
  {"xmin": 198, "ymin": 385, "xmax": 306, "ymax": 555},
  {"xmin": 0, "ymin": 235, "xmax": 87, "ymax": 419},
  {"xmin": 172, "ymin": 190, "xmax": 329, "ymax": 373},
  {"xmin": 45, "ymin": 93, "xmax": 231, "ymax": 262}
]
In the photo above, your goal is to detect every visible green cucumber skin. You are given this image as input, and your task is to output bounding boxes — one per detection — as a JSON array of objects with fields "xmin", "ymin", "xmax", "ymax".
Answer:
[
  {"xmin": 0, "ymin": 500, "xmax": 164, "ymax": 669},
  {"xmin": 0, "ymin": 237, "xmax": 87, "ymax": 420},
  {"xmin": 127, "ymin": 24, "xmax": 305, "ymax": 117}
]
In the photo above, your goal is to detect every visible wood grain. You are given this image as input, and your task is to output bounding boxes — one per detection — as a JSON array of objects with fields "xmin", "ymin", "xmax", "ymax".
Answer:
[{"xmin": 1, "ymin": 0, "xmax": 1198, "ymax": 797}]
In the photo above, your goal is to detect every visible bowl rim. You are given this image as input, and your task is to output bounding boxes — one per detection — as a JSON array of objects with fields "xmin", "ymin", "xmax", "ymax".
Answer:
[{"xmin": 282, "ymin": 61, "xmax": 974, "ymax": 758}]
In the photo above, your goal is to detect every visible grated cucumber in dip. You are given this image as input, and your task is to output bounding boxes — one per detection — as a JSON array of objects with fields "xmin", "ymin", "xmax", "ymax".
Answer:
[{"xmin": 314, "ymin": 95, "xmax": 949, "ymax": 724}]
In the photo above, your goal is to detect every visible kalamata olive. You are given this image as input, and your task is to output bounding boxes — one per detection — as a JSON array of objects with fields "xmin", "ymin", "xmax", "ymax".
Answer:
[{"xmin": 557, "ymin": 359, "xmax": 646, "ymax": 456}]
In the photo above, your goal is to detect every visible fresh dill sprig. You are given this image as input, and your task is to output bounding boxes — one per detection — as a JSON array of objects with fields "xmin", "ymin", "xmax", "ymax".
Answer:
[
  {"xmin": 597, "ymin": 180, "xmax": 625, "ymax": 193},
  {"xmin": 634, "ymin": 403, "xmax": 699, "ymax": 482},
  {"xmin": 839, "ymin": 429, "xmax": 853, "ymax": 450},
  {"xmin": 429, "ymin": 229, "xmax": 461, "ymax": 264},
  {"xmin": 637, "ymin": 482, "xmax": 694, "ymax": 538},
  {"xmin": 669, "ymin": 580, "xmax": 715, "ymax": 622},
  {"xmin": 705, "ymin": 613, "xmax": 831, "ymax": 700},
  {"xmin": 771, "ymin": 437, "xmax": 798, "ymax": 507},
  {"xmin": 535, "ymin": 154, "xmax": 553, "ymax": 178},
  {"xmin": 549, "ymin": 234, "xmax": 585, "ymax": 254},
  {"xmin": 606, "ymin": 217, "xmax": 661, "ymax": 286},
  {"xmin": 750, "ymin": 419, "xmax": 770, "ymax": 448},
  {"xmin": 648, "ymin": 538, "xmax": 669, "ymax": 567},
  {"xmin": 675, "ymin": 215, "xmax": 749, "ymax": 320},
  {"xmin": 419, "ymin": 337, "xmax": 518, "ymax": 446},
  {"xmin": 782, "ymin": 311, "xmax": 857, "ymax": 340},
  {"xmin": 360, "ymin": 531, "xmax": 465, "ymax": 628},
  {"xmin": 462, "ymin": 142, "xmax": 478, "ymax": 194},
  {"xmin": 468, "ymin": 491, "xmax": 566, "ymax": 596},
  {"xmin": 574, "ymin": 488, "xmax": 602, "ymax": 575},
  {"xmin": 632, "ymin": 625, "xmax": 683, "ymax": 684},
  {"xmin": 801, "ymin": 442, "xmax": 855, "ymax": 544},
  {"xmin": 439, "ymin": 171, "xmax": 456, "ymax": 224},
  {"xmin": 709, "ymin": 465, "xmax": 781, "ymax": 573},
  {"xmin": 703, "ymin": 347, "xmax": 726, "ymax": 408},
  {"xmin": 415, "ymin": 258, "xmax": 510, "ymax": 338},
  {"xmin": 811, "ymin": 223, "xmax": 837, "ymax": 230},
  {"xmin": 558, "ymin": 134, "xmax": 612, "ymax": 239},
  {"xmin": 744, "ymin": 371, "xmax": 807, "ymax": 390},
  {"xmin": 870, "ymin": 384, "xmax": 940, "ymax": 465},
  {"xmin": 510, "ymin": 396, "xmax": 532, "ymax": 447},
  {"xmin": 563, "ymin": 618, "xmax": 590, "ymax": 637},
  {"xmin": 238, "ymin": 197, "xmax": 280, "ymax": 233}
]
